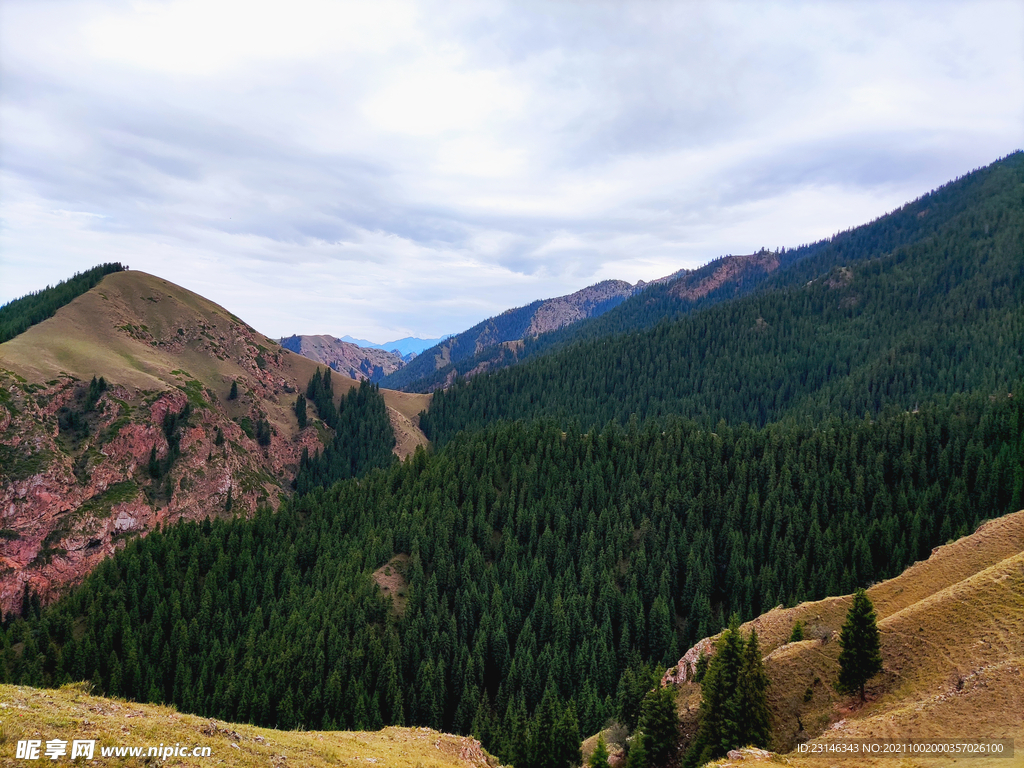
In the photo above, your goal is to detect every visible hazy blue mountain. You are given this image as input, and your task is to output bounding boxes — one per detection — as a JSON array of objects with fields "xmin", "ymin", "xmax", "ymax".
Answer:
[{"xmin": 340, "ymin": 335, "xmax": 448, "ymax": 357}]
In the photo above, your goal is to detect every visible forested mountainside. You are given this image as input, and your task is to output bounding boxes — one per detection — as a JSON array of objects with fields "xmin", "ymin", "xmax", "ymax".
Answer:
[
  {"xmin": 5, "ymin": 394, "xmax": 1022, "ymax": 765},
  {"xmin": 403, "ymin": 151, "xmax": 1024, "ymax": 394},
  {"xmin": 2, "ymin": 154, "xmax": 1022, "ymax": 768},
  {"xmin": 421, "ymin": 152, "xmax": 1024, "ymax": 444},
  {"xmin": 380, "ymin": 280, "xmax": 633, "ymax": 391},
  {"xmin": 0, "ymin": 263, "xmax": 125, "ymax": 344}
]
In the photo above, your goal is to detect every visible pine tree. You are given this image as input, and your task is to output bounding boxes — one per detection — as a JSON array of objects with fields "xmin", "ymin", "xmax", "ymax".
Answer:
[
  {"xmin": 837, "ymin": 588, "xmax": 882, "ymax": 701},
  {"xmin": 552, "ymin": 700, "xmax": 582, "ymax": 768},
  {"xmin": 228, "ymin": 381, "xmax": 238, "ymax": 400},
  {"xmin": 735, "ymin": 629, "xmax": 771, "ymax": 748},
  {"xmin": 787, "ymin": 621, "xmax": 804, "ymax": 643},
  {"xmin": 627, "ymin": 731, "xmax": 650, "ymax": 768},
  {"xmin": 588, "ymin": 734, "xmax": 611, "ymax": 768},
  {"xmin": 295, "ymin": 395, "xmax": 307, "ymax": 429},
  {"xmin": 637, "ymin": 685, "xmax": 678, "ymax": 765},
  {"xmin": 685, "ymin": 621, "xmax": 745, "ymax": 767}
]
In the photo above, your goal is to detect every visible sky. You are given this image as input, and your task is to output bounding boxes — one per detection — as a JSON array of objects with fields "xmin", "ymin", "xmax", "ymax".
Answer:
[{"xmin": 1, "ymin": 1, "xmax": 1022, "ymax": 343}]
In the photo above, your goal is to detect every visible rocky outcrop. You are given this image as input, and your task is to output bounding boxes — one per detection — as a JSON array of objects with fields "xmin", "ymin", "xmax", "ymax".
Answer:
[
  {"xmin": 0, "ymin": 370, "xmax": 324, "ymax": 615},
  {"xmin": 280, "ymin": 335, "xmax": 405, "ymax": 382},
  {"xmin": 381, "ymin": 279, "xmax": 635, "ymax": 390},
  {"xmin": 663, "ymin": 636, "xmax": 717, "ymax": 686},
  {"xmin": 668, "ymin": 251, "xmax": 781, "ymax": 302},
  {"xmin": 524, "ymin": 280, "xmax": 633, "ymax": 337}
]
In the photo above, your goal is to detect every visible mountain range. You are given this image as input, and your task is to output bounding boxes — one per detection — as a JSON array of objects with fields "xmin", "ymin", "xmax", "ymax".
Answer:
[
  {"xmin": 0, "ymin": 151, "xmax": 1021, "ymax": 768},
  {"xmin": 339, "ymin": 335, "xmax": 447, "ymax": 357},
  {"xmin": 279, "ymin": 334, "xmax": 407, "ymax": 381}
]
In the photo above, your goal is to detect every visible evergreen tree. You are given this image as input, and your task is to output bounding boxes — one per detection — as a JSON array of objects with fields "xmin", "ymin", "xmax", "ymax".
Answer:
[
  {"xmin": 627, "ymin": 732, "xmax": 650, "ymax": 768},
  {"xmin": 837, "ymin": 589, "xmax": 882, "ymax": 701},
  {"xmin": 552, "ymin": 701, "xmax": 582, "ymax": 768},
  {"xmin": 588, "ymin": 734, "xmax": 611, "ymax": 768},
  {"xmin": 636, "ymin": 685, "xmax": 678, "ymax": 766},
  {"xmin": 735, "ymin": 629, "xmax": 771, "ymax": 748},
  {"xmin": 228, "ymin": 381, "xmax": 238, "ymax": 400},
  {"xmin": 787, "ymin": 621, "xmax": 804, "ymax": 643},
  {"xmin": 295, "ymin": 394, "xmax": 307, "ymax": 429}
]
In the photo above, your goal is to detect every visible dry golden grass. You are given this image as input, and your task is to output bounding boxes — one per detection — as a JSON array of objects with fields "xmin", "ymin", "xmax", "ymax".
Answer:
[
  {"xmin": 0, "ymin": 270, "xmax": 430, "ymax": 454},
  {"xmin": 0, "ymin": 683, "xmax": 500, "ymax": 767},
  {"xmin": 663, "ymin": 511, "xmax": 1024, "ymax": 767},
  {"xmin": 738, "ymin": 511, "xmax": 1024, "ymax": 768}
]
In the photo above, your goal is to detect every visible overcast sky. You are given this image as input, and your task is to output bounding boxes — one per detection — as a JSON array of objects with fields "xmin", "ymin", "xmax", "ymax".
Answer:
[{"xmin": 1, "ymin": 1, "xmax": 1022, "ymax": 342}]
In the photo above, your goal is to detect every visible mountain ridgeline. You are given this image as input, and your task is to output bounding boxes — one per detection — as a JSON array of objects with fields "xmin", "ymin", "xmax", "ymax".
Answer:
[
  {"xmin": 0, "ymin": 263, "xmax": 126, "ymax": 344},
  {"xmin": 421, "ymin": 152, "xmax": 1024, "ymax": 444},
  {"xmin": 402, "ymin": 151, "xmax": 1024, "ymax": 396},
  {"xmin": 1, "ymin": 153, "xmax": 1023, "ymax": 768},
  {"xmin": 380, "ymin": 280, "xmax": 634, "ymax": 391}
]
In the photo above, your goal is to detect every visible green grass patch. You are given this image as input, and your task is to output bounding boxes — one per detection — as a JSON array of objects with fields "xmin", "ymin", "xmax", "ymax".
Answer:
[
  {"xmin": 236, "ymin": 416, "xmax": 255, "ymax": 439},
  {"xmin": 0, "ymin": 446, "xmax": 52, "ymax": 482},
  {"xmin": 179, "ymin": 379, "xmax": 209, "ymax": 410},
  {"xmin": 75, "ymin": 481, "xmax": 140, "ymax": 520},
  {"xmin": 31, "ymin": 547, "xmax": 67, "ymax": 567}
]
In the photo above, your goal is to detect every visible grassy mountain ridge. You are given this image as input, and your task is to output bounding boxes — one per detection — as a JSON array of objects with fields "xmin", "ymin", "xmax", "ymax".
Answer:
[
  {"xmin": 665, "ymin": 509, "xmax": 1024, "ymax": 765},
  {"xmin": 0, "ymin": 682, "xmax": 502, "ymax": 767},
  {"xmin": 0, "ymin": 263, "xmax": 126, "ymax": 345},
  {"xmin": 0, "ymin": 270, "xmax": 428, "ymax": 614}
]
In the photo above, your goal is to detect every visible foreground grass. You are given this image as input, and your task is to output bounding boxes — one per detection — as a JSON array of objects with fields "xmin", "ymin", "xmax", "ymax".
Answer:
[{"xmin": 0, "ymin": 682, "xmax": 500, "ymax": 767}]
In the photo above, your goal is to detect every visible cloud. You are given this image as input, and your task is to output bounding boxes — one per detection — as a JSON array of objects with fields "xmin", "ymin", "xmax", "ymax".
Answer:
[{"xmin": 1, "ymin": 0, "xmax": 1022, "ymax": 341}]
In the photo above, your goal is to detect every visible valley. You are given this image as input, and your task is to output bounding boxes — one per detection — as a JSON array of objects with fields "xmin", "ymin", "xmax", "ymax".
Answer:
[{"xmin": 0, "ymin": 152, "xmax": 1021, "ymax": 768}]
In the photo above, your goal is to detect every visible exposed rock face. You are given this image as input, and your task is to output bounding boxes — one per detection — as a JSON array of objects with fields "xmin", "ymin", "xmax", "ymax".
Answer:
[
  {"xmin": 280, "ymin": 335, "xmax": 404, "ymax": 382},
  {"xmin": 381, "ymin": 279, "xmax": 635, "ymax": 390},
  {"xmin": 524, "ymin": 280, "xmax": 634, "ymax": 337},
  {"xmin": 663, "ymin": 636, "xmax": 718, "ymax": 686},
  {"xmin": 0, "ymin": 271, "xmax": 350, "ymax": 615},
  {"xmin": 668, "ymin": 251, "xmax": 781, "ymax": 302},
  {"xmin": 0, "ymin": 370, "xmax": 323, "ymax": 615}
]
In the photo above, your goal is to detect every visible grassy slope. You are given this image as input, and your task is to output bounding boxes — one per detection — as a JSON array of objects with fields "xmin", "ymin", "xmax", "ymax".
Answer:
[
  {"xmin": 0, "ymin": 270, "xmax": 429, "ymax": 455},
  {"xmin": 665, "ymin": 510, "xmax": 1024, "ymax": 768},
  {"xmin": 0, "ymin": 683, "xmax": 500, "ymax": 768}
]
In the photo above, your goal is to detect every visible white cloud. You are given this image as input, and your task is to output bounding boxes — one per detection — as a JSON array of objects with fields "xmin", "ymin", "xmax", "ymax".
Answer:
[{"xmin": 1, "ymin": 0, "xmax": 1021, "ymax": 342}]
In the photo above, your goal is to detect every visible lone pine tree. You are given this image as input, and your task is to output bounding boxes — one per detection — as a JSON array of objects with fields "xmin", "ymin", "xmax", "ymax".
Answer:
[{"xmin": 837, "ymin": 588, "xmax": 882, "ymax": 701}]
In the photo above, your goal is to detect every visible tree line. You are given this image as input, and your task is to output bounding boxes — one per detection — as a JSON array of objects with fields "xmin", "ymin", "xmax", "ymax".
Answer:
[
  {"xmin": 420, "ymin": 152, "xmax": 1023, "ymax": 443},
  {"xmin": 0, "ymin": 263, "xmax": 126, "ymax": 344},
  {"xmin": 2, "ymin": 392, "xmax": 1020, "ymax": 765}
]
